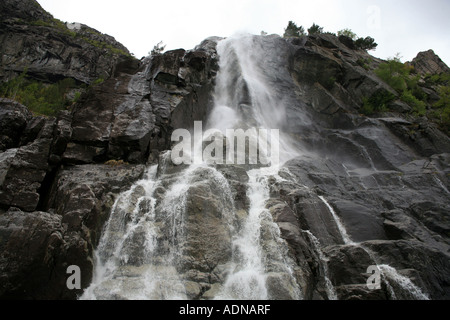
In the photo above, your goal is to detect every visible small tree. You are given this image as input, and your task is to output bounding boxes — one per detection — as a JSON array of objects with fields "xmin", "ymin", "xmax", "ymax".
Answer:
[
  {"xmin": 283, "ymin": 21, "xmax": 305, "ymax": 38},
  {"xmin": 308, "ymin": 23, "xmax": 323, "ymax": 35},
  {"xmin": 150, "ymin": 41, "xmax": 166, "ymax": 56},
  {"xmin": 337, "ymin": 28, "xmax": 357, "ymax": 40},
  {"xmin": 355, "ymin": 36, "xmax": 378, "ymax": 51}
]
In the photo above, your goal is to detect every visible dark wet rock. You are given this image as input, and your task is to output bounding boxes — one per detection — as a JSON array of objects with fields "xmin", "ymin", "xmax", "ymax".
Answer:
[
  {"xmin": 0, "ymin": 0, "xmax": 53, "ymax": 23},
  {"xmin": 62, "ymin": 143, "xmax": 106, "ymax": 165},
  {"xmin": 66, "ymin": 42, "xmax": 218, "ymax": 165},
  {"xmin": 50, "ymin": 164, "xmax": 146, "ymax": 243},
  {"xmin": 0, "ymin": 98, "xmax": 31, "ymax": 150},
  {"xmin": 0, "ymin": 0, "xmax": 131, "ymax": 84},
  {"xmin": 324, "ymin": 244, "xmax": 375, "ymax": 286},
  {"xmin": 362, "ymin": 240, "xmax": 450, "ymax": 299},
  {"xmin": 0, "ymin": 208, "xmax": 92, "ymax": 299},
  {"xmin": 0, "ymin": 134, "xmax": 51, "ymax": 211},
  {"xmin": 0, "ymin": 161, "xmax": 145, "ymax": 299},
  {"xmin": 181, "ymin": 180, "xmax": 234, "ymax": 273}
]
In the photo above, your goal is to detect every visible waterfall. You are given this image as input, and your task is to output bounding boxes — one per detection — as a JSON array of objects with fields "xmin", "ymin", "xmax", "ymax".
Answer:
[
  {"xmin": 303, "ymin": 230, "xmax": 338, "ymax": 300},
  {"xmin": 316, "ymin": 195, "xmax": 431, "ymax": 300},
  {"xmin": 216, "ymin": 167, "xmax": 302, "ymax": 300},
  {"xmin": 81, "ymin": 165, "xmax": 188, "ymax": 300},
  {"xmin": 81, "ymin": 34, "xmax": 304, "ymax": 300},
  {"xmin": 80, "ymin": 33, "xmax": 432, "ymax": 301},
  {"xmin": 211, "ymin": 35, "xmax": 303, "ymax": 300},
  {"xmin": 379, "ymin": 265, "xmax": 430, "ymax": 300},
  {"xmin": 318, "ymin": 195, "xmax": 354, "ymax": 245},
  {"xmin": 216, "ymin": 169, "xmax": 271, "ymax": 300}
]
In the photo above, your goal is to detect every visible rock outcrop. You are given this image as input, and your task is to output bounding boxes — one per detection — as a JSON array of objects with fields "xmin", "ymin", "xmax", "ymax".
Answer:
[
  {"xmin": 411, "ymin": 49, "xmax": 450, "ymax": 75},
  {"xmin": 0, "ymin": 0, "xmax": 130, "ymax": 84},
  {"xmin": 0, "ymin": 0, "xmax": 449, "ymax": 300}
]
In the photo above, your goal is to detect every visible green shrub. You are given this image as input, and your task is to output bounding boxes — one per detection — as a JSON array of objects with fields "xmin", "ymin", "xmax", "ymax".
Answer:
[
  {"xmin": 321, "ymin": 76, "xmax": 336, "ymax": 90},
  {"xmin": 92, "ymin": 77, "xmax": 105, "ymax": 86},
  {"xmin": 150, "ymin": 41, "xmax": 166, "ymax": 56},
  {"xmin": 283, "ymin": 21, "xmax": 305, "ymax": 38},
  {"xmin": 425, "ymin": 73, "xmax": 450, "ymax": 86},
  {"xmin": 434, "ymin": 86, "xmax": 450, "ymax": 109},
  {"xmin": 375, "ymin": 57, "xmax": 412, "ymax": 93},
  {"xmin": 0, "ymin": 73, "xmax": 78, "ymax": 116},
  {"xmin": 361, "ymin": 90, "xmax": 395, "ymax": 115},
  {"xmin": 401, "ymin": 90, "xmax": 426, "ymax": 116},
  {"xmin": 432, "ymin": 85, "xmax": 450, "ymax": 132},
  {"xmin": 30, "ymin": 19, "xmax": 77, "ymax": 38},
  {"xmin": 374, "ymin": 57, "xmax": 430, "ymax": 118},
  {"xmin": 337, "ymin": 28, "xmax": 357, "ymax": 40},
  {"xmin": 73, "ymin": 91, "xmax": 82, "ymax": 103},
  {"xmin": 356, "ymin": 58, "xmax": 372, "ymax": 71},
  {"xmin": 361, "ymin": 98, "xmax": 375, "ymax": 115},
  {"xmin": 308, "ymin": 23, "xmax": 323, "ymax": 35},
  {"xmin": 354, "ymin": 36, "xmax": 378, "ymax": 51}
]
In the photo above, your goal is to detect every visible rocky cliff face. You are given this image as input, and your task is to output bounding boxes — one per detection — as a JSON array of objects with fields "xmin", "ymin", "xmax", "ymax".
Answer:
[
  {"xmin": 0, "ymin": 0, "xmax": 449, "ymax": 300},
  {"xmin": 411, "ymin": 49, "xmax": 450, "ymax": 75},
  {"xmin": 0, "ymin": 0, "xmax": 130, "ymax": 84}
]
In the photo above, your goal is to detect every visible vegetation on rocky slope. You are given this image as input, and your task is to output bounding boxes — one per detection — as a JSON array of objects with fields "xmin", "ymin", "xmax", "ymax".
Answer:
[
  {"xmin": 282, "ymin": 19, "xmax": 449, "ymax": 135},
  {"xmin": 15, "ymin": 17, "xmax": 132, "ymax": 58},
  {"xmin": 365, "ymin": 56, "xmax": 450, "ymax": 134},
  {"xmin": 283, "ymin": 21, "xmax": 378, "ymax": 51},
  {"xmin": 0, "ymin": 70, "xmax": 81, "ymax": 116},
  {"xmin": 0, "ymin": 70, "xmax": 109, "ymax": 116}
]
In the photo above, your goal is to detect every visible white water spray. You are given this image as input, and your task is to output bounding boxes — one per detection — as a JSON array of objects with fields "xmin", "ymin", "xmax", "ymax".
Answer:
[{"xmin": 379, "ymin": 265, "xmax": 430, "ymax": 300}]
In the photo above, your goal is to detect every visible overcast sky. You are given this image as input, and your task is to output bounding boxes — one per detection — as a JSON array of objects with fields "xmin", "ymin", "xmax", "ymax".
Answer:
[{"xmin": 36, "ymin": 0, "xmax": 450, "ymax": 65}]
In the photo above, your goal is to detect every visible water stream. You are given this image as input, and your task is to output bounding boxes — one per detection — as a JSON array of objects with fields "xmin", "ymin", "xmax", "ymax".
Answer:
[{"xmin": 82, "ymin": 34, "xmax": 303, "ymax": 300}]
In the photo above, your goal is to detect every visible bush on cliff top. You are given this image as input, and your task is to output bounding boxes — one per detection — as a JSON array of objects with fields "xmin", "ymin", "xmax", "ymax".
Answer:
[
  {"xmin": 283, "ymin": 21, "xmax": 305, "ymax": 38},
  {"xmin": 283, "ymin": 23, "xmax": 377, "ymax": 51}
]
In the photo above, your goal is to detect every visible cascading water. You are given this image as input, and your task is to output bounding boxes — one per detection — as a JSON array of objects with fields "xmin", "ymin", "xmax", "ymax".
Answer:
[
  {"xmin": 82, "ymin": 34, "xmax": 304, "ymax": 300},
  {"xmin": 216, "ymin": 167, "xmax": 302, "ymax": 300},
  {"xmin": 303, "ymin": 230, "xmax": 338, "ymax": 300},
  {"xmin": 80, "ymin": 33, "xmax": 434, "ymax": 301},
  {"xmin": 317, "ymin": 195, "xmax": 431, "ymax": 300},
  {"xmin": 210, "ymin": 35, "xmax": 303, "ymax": 299},
  {"xmin": 318, "ymin": 195, "xmax": 354, "ymax": 245},
  {"xmin": 378, "ymin": 265, "xmax": 430, "ymax": 300},
  {"xmin": 81, "ymin": 165, "xmax": 188, "ymax": 300}
]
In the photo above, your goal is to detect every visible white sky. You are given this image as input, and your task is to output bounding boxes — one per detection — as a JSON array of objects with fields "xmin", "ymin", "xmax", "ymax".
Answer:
[{"xmin": 36, "ymin": 0, "xmax": 450, "ymax": 65}]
